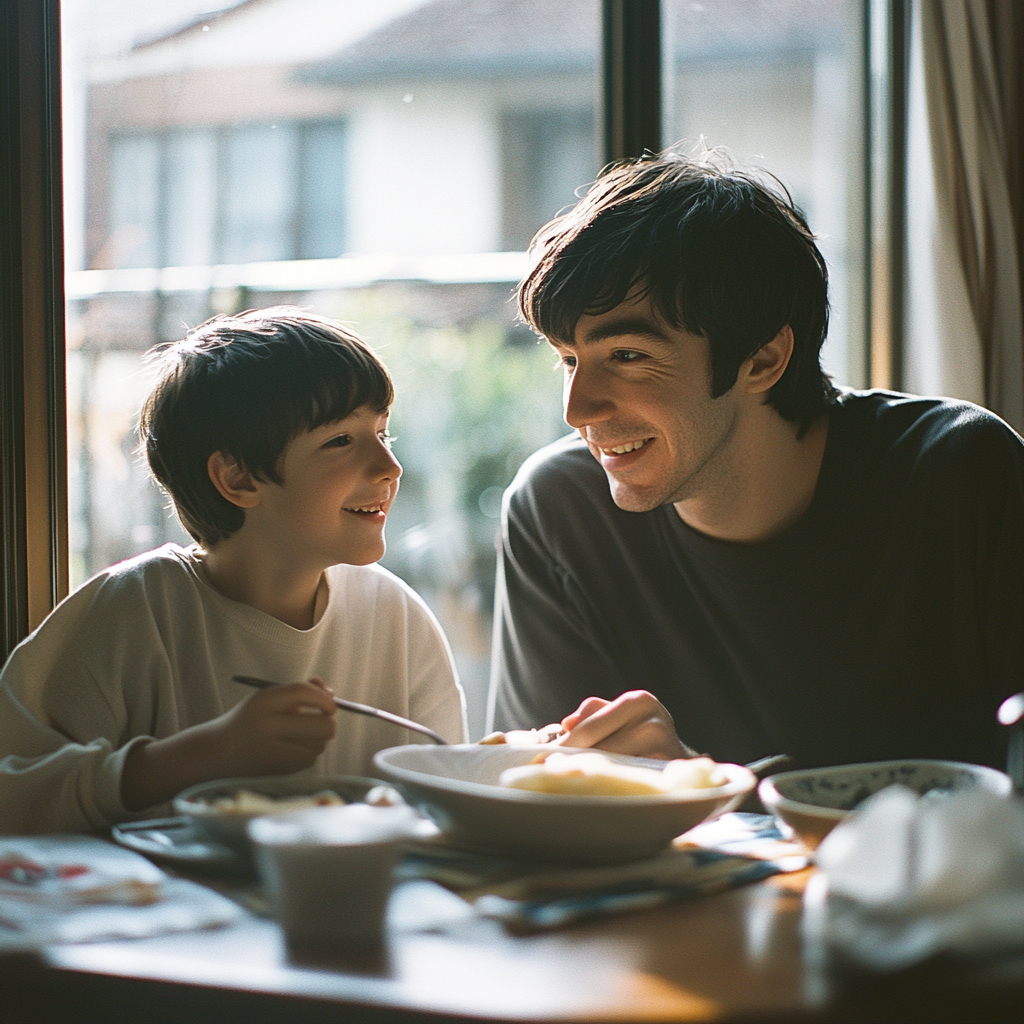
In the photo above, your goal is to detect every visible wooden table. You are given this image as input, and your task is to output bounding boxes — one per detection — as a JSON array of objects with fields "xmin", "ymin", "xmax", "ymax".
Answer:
[{"xmin": 1, "ymin": 868, "xmax": 1021, "ymax": 1024}]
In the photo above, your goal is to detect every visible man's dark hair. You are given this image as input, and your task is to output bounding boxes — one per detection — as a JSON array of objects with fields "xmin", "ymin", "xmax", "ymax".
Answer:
[
  {"xmin": 139, "ymin": 307, "xmax": 394, "ymax": 547},
  {"xmin": 518, "ymin": 153, "xmax": 838, "ymax": 429}
]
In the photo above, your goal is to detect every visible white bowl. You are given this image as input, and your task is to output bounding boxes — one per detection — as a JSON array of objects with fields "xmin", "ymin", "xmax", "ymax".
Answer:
[
  {"xmin": 173, "ymin": 774, "xmax": 392, "ymax": 851},
  {"xmin": 373, "ymin": 744, "xmax": 755, "ymax": 863},
  {"xmin": 758, "ymin": 759, "xmax": 1013, "ymax": 850}
]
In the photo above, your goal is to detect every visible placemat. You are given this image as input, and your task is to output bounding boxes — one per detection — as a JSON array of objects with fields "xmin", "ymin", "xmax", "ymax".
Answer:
[{"xmin": 398, "ymin": 812, "xmax": 808, "ymax": 932}]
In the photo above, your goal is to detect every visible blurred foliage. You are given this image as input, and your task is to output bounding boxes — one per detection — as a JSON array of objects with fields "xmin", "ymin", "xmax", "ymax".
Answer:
[{"xmin": 319, "ymin": 284, "xmax": 566, "ymax": 615}]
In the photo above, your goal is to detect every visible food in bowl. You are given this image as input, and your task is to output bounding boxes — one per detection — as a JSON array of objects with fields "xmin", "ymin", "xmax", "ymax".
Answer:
[
  {"xmin": 500, "ymin": 752, "xmax": 728, "ymax": 796},
  {"xmin": 758, "ymin": 759, "xmax": 1013, "ymax": 851},
  {"xmin": 478, "ymin": 723, "xmax": 567, "ymax": 746},
  {"xmin": 173, "ymin": 775, "xmax": 401, "ymax": 850},
  {"xmin": 202, "ymin": 789, "xmax": 347, "ymax": 815}
]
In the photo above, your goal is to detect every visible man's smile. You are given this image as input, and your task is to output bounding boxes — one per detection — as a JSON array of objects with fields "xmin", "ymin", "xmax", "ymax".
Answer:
[{"xmin": 596, "ymin": 437, "xmax": 652, "ymax": 455}]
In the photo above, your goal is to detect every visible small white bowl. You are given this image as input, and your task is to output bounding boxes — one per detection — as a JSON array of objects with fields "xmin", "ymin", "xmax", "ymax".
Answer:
[
  {"xmin": 373, "ymin": 744, "xmax": 755, "ymax": 863},
  {"xmin": 758, "ymin": 759, "xmax": 1013, "ymax": 851},
  {"xmin": 173, "ymin": 775, "xmax": 392, "ymax": 851},
  {"xmin": 249, "ymin": 802, "xmax": 424, "ymax": 947}
]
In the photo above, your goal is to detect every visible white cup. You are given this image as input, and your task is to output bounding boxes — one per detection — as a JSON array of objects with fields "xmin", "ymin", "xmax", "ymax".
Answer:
[{"xmin": 248, "ymin": 802, "xmax": 421, "ymax": 947}]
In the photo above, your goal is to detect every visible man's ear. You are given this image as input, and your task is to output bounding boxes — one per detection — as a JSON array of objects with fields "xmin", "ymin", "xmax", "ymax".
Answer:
[
  {"xmin": 741, "ymin": 325, "xmax": 794, "ymax": 395},
  {"xmin": 207, "ymin": 452, "xmax": 261, "ymax": 508}
]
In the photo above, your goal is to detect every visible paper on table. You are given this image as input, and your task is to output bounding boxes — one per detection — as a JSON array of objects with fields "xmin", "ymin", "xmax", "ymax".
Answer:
[
  {"xmin": 807, "ymin": 785, "xmax": 1024, "ymax": 972},
  {"xmin": 0, "ymin": 834, "xmax": 242, "ymax": 949}
]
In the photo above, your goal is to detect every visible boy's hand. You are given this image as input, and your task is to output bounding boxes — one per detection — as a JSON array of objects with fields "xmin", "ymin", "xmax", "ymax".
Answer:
[
  {"xmin": 210, "ymin": 678, "xmax": 338, "ymax": 777},
  {"xmin": 121, "ymin": 678, "xmax": 337, "ymax": 811},
  {"xmin": 557, "ymin": 690, "xmax": 698, "ymax": 760}
]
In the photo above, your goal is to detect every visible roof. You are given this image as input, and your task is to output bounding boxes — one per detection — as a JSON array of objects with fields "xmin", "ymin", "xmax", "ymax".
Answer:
[{"xmin": 301, "ymin": 0, "xmax": 847, "ymax": 85}]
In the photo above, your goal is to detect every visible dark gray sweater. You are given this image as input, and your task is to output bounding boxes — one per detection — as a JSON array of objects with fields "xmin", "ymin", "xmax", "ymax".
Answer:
[{"xmin": 488, "ymin": 390, "xmax": 1024, "ymax": 770}]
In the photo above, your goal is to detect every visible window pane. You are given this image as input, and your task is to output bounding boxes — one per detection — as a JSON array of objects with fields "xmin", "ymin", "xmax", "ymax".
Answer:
[
  {"xmin": 221, "ymin": 123, "xmax": 298, "ymax": 263},
  {"xmin": 663, "ymin": 0, "xmax": 866, "ymax": 388},
  {"xmin": 501, "ymin": 106, "xmax": 596, "ymax": 250},
  {"xmin": 165, "ymin": 129, "xmax": 218, "ymax": 267},
  {"xmin": 62, "ymin": 0, "xmax": 599, "ymax": 737},
  {"xmin": 299, "ymin": 121, "xmax": 348, "ymax": 259},
  {"xmin": 107, "ymin": 134, "xmax": 160, "ymax": 268}
]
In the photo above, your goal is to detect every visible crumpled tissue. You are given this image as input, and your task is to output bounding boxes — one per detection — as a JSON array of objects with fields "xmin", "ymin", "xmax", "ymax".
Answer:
[{"xmin": 803, "ymin": 784, "xmax": 1024, "ymax": 973}]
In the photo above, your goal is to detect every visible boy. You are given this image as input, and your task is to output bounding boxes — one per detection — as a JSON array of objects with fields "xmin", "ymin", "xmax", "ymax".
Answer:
[{"xmin": 0, "ymin": 308, "xmax": 467, "ymax": 834}]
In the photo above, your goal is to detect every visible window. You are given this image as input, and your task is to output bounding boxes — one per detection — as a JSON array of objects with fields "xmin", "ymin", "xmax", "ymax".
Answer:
[
  {"xmin": 501, "ymin": 107, "xmax": 598, "ymax": 251},
  {"xmin": 105, "ymin": 121, "xmax": 347, "ymax": 269},
  {"xmin": 3, "ymin": 0, "xmax": 886, "ymax": 715}
]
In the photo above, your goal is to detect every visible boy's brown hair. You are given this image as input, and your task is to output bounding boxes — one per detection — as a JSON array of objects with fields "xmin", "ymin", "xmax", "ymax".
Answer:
[{"xmin": 139, "ymin": 307, "xmax": 394, "ymax": 546}]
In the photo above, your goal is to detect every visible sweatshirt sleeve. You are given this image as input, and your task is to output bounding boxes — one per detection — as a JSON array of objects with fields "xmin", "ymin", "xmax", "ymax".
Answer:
[
  {"xmin": 0, "ymin": 574, "xmax": 166, "ymax": 835},
  {"xmin": 0, "ymin": 637, "xmax": 142, "ymax": 835}
]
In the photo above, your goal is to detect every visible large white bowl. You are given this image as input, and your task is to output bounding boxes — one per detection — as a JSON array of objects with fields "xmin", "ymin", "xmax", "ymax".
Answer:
[{"xmin": 373, "ymin": 744, "xmax": 756, "ymax": 863}]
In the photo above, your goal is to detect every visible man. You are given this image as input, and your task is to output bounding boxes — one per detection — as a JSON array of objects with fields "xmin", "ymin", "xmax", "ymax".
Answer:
[{"xmin": 487, "ymin": 154, "xmax": 1023, "ymax": 771}]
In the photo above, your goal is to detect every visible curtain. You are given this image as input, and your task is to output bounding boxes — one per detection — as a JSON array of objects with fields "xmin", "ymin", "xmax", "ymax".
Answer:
[{"xmin": 912, "ymin": 0, "xmax": 1023, "ymax": 434}]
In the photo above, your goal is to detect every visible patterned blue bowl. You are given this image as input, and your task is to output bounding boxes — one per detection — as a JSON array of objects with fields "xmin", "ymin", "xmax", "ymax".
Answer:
[{"xmin": 758, "ymin": 760, "xmax": 1012, "ymax": 850}]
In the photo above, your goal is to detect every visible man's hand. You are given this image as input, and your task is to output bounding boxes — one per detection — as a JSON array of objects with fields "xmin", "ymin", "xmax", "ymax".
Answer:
[
  {"xmin": 121, "ymin": 678, "xmax": 337, "ymax": 811},
  {"xmin": 558, "ymin": 690, "xmax": 697, "ymax": 760}
]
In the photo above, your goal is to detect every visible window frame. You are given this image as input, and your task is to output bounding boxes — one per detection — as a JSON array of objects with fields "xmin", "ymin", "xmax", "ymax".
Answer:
[
  {"xmin": 1, "ymin": 0, "xmax": 68, "ymax": 658},
  {"xmin": 0, "ymin": 0, "xmax": 897, "ymax": 659}
]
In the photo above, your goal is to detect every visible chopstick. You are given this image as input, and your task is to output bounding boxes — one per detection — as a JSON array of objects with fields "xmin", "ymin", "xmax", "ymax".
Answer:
[
  {"xmin": 232, "ymin": 675, "xmax": 449, "ymax": 745},
  {"xmin": 744, "ymin": 753, "xmax": 791, "ymax": 776}
]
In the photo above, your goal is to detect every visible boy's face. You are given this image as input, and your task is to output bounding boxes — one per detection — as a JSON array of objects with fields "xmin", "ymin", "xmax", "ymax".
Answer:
[{"xmin": 252, "ymin": 405, "xmax": 401, "ymax": 570}]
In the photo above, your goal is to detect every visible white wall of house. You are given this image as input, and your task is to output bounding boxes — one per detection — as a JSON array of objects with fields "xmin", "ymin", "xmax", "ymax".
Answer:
[{"xmin": 347, "ymin": 85, "xmax": 502, "ymax": 256}]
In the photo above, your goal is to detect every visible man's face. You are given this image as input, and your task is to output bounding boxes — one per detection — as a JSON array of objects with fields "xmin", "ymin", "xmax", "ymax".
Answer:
[
  {"xmin": 255, "ymin": 405, "xmax": 402, "ymax": 570},
  {"xmin": 549, "ymin": 294, "xmax": 739, "ymax": 512}
]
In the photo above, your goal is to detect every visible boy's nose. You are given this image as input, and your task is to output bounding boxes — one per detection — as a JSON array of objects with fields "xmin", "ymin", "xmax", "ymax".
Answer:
[
  {"xmin": 563, "ymin": 366, "xmax": 614, "ymax": 429},
  {"xmin": 374, "ymin": 442, "xmax": 402, "ymax": 480}
]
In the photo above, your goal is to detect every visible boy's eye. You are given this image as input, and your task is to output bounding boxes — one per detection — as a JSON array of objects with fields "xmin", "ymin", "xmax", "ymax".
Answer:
[
  {"xmin": 324, "ymin": 434, "xmax": 352, "ymax": 448},
  {"xmin": 379, "ymin": 431, "xmax": 396, "ymax": 449}
]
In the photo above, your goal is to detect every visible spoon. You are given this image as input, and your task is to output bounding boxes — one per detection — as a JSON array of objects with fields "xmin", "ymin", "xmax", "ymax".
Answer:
[{"xmin": 232, "ymin": 675, "xmax": 449, "ymax": 745}]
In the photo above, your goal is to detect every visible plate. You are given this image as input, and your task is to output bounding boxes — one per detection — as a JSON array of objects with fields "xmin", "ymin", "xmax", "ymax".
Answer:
[{"xmin": 112, "ymin": 816, "xmax": 247, "ymax": 872}]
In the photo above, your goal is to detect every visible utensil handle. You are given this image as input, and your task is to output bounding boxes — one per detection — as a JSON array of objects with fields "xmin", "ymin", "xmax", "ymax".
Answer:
[
  {"xmin": 231, "ymin": 676, "xmax": 448, "ymax": 745},
  {"xmin": 744, "ymin": 753, "xmax": 791, "ymax": 776}
]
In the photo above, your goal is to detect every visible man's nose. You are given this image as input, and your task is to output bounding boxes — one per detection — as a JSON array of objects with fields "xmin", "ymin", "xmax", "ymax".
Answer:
[{"xmin": 563, "ymin": 365, "xmax": 614, "ymax": 429}]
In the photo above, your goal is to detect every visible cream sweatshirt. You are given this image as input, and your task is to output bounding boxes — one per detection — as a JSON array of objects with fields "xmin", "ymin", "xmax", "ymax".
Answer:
[{"xmin": 0, "ymin": 544, "xmax": 466, "ymax": 834}]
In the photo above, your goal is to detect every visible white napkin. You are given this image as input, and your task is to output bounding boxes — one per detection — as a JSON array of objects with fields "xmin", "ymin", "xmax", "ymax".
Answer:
[
  {"xmin": 805, "ymin": 785, "xmax": 1024, "ymax": 972},
  {"xmin": 0, "ymin": 834, "xmax": 242, "ymax": 949}
]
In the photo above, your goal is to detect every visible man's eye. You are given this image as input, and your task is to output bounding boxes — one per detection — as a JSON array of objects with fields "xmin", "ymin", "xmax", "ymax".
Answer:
[
  {"xmin": 612, "ymin": 350, "xmax": 644, "ymax": 363},
  {"xmin": 556, "ymin": 354, "xmax": 577, "ymax": 370}
]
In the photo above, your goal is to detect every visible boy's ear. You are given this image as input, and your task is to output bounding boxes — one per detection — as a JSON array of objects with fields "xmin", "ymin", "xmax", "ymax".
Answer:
[
  {"xmin": 741, "ymin": 324, "xmax": 794, "ymax": 395},
  {"xmin": 207, "ymin": 452, "xmax": 261, "ymax": 508}
]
